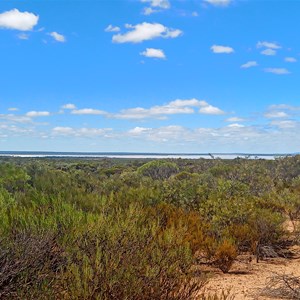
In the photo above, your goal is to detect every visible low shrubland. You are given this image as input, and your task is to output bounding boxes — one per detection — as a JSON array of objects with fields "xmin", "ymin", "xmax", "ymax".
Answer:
[{"xmin": 0, "ymin": 155, "xmax": 299, "ymax": 298}]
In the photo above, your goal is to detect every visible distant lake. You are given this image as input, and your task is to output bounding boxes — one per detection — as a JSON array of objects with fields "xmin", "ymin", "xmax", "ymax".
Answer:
[{"xmin": 0, "ymin": 151, "xmax": 294, "ymax": 160}]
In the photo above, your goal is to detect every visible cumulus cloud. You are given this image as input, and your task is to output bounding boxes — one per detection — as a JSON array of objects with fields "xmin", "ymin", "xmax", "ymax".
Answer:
[
  {"xmin": 268, "ymin": 104, "xmax": 300, "ymax": 111},
  {"xmin": 169, "ymin": 99, "xmax": 207, "ymax": 107},
  {"xmin": 261, "ymin": 48, "xmax": 276, "ymax": 56},
  {"xmin": 3, "ymin": 102, "xmax": 300, "ymax": 153},
  {"xmin": 0, "ymin": 114, "xmax": 32, "ymax": 124},
  {"xmin": 264, "ymin": 68, "xmax": 290, "ymax": 75},
  {"xmin": 141, "ymin": 0, "xmax": 170, "ymax": 14},
  {"xmin": 141, "ymin": 0, "xmax": 170, "ymax": 9},
  {"xmin": 58, "ymin": 99, "xmax": 224, "ymax": 120},
  {"xmin": 199, "ymin": 105, "xmax": 224, "ymax": 115},
  {"xmin": 50, "ymin": 32, "xmax": 66, "ymax": 42},
  {"xmin": 227, "ymin": 123, "xmax": 245, "ymax": 128},
  {"xmin": 241, "ymin": 61, "xmax": 258, "ymax": 68},
  {"xmin": 0, "ymin": 123, "xmax": 34, "ymax": 136},
  {"xmin": 264, "ymin": 104, "xmax": 300, "ymax": 121},
  {"xmin": 126, "ymin": 124, "xmax": 262, "ymax": 146},
  {"xmin": 112, "ymin": 99, "xmax": 224, "ymax": 120},
  {"xmin": 105, "ymin": 25, "xmax": 120, "ymax": 32},
  {"xmin": 52, "ymin": 126, "xmax": 112, "ymax": 137},
  {"xmin": 52, "ymin": 126, "xmax": 73, "ymax": 135},
  {"xmin": 26, "ymin": 111, "xmax": 50, "ymax": 117},
  {"xmin": 257, "ymin": 41, "xmax": 281, "ymax": 49},
  {"xmin": 225, "ymin": 117, "xmax": 246, "ymax": 122},
  {"xmin": 0, "ymin": 9, "xmax": 39, "ymax": 31},
  {"xmin": 285, "ymin": 57, "xmax": 297, "ymax": 63},
  {"xmin": 112, "ymin": 22, "xmax": 182, "ymax": 43},
  {"xmin": 122, "ymin": 120, "xmax": 300, "ymax": 153},
  {"xmin": 270, "ymin": 120, "xmax": 297, "ymax": 129},
  {"xmin": 140, "ymin": 48, "xmax": 166, "ymax": 59},
  {"xmin": 127, "ymin": 125, "xmax": 189, "ymax": 142},
  {"xmin": 113, "ymin": 107, "xmax": 192, "ymax": 120},
  {"xmin": 62, "ymin": 103, "xmax": 77, "ymax": 110},
  {"xmin": 211, "ymin": 45, "xmax": 234, "ymax": 54},
  {"xmin": 204, "ymin": 0, "xmax": 232, "ymax": 6},
  {"xmin": 264, "ymin": 111, "xmax": 289, "ymax": 118},
  {"xmin": 143, "ymin": 7, "xmax": 157, "ymax": 15},
  {"xmin": 128, "ymin": 127, "xmax": 152, "ymax": 135},
  {"xmin": 71, "ymin": 108, "xmax": 107, "ymax": 115}
]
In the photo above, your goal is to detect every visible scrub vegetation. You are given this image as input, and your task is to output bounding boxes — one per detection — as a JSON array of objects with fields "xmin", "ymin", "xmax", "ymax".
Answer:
[{"xmin": 0, "ymin": 155, "xmax": 300, "ymax": 299}]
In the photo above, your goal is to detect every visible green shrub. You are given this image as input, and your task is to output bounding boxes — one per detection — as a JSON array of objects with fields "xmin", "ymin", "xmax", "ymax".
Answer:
[{"xmin": 137, "ymin": 160, "xmax": 179, "ymax": 180}]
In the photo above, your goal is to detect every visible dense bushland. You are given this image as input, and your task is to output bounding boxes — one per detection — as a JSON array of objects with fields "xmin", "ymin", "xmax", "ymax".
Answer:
[{"xmin": 0, "ymin": 155, "xmax": 300, "ymax": 299}]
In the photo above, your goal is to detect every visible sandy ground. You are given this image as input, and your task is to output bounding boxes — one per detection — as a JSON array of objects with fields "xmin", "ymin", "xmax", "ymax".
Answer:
[
  {"xmin": 203, "ymin": 251, "xmax": 300, "ymax": 299},
  {"xmin": 202, "ymin": 221, "xmax": 300, "ymax": 299}
]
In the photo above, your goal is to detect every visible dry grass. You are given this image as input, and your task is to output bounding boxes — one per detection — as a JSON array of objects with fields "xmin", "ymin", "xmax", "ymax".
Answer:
[{"xmin": 261, "ymin": 273, "xmax": 300, "ymax": 299}]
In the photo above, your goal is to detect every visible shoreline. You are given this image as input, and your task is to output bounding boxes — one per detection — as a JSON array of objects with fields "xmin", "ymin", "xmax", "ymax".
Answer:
[{"xmin": 0, "ymin": 153, "xmax": 291, "ymax": 160}]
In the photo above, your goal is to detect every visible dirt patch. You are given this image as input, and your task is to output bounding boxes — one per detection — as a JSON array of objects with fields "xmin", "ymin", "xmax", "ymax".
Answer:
[{"xmin": 202, "ymin": 246, "xmax": 300, "ymax": 299}]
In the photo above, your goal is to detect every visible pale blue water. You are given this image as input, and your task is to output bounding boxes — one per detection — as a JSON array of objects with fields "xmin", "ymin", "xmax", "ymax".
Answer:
[{"xmin": 0, "ymin": 151, "xmax": 294, "ymax": 160}]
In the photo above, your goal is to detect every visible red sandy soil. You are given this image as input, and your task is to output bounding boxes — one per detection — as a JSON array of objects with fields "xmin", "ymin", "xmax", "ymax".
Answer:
[{"xmin": 202, "ymin": 221, "xmax": 300, "ymax": 299}]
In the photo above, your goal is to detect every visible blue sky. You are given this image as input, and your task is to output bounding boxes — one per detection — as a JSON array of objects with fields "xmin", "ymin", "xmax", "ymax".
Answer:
[{"xmin": 0, "ymin": 0, "xmax": 300, "ymax": 153}]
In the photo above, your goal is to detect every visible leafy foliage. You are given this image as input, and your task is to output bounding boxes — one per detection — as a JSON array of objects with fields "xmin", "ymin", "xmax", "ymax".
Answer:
[{"xmin": 0, "ymin": 155, "xmax": 299, "ymax": 297}]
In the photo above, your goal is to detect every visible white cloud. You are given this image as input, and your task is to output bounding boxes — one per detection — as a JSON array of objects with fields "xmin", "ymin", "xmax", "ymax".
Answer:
[
  {"xmin": 204, "ymin": 0, "xmax": 232, "ymax": 6},
  {"xmin": 52, "ymin": 126, "xmax": 112, "ymax": 137},
  {"xmin": 141, "ymin": 0, "xmax": 170, "ymax": 15},
  {"xmin": 3, "ymin": 102, "xmax": 300, "ymax": 153},
  {"xmin": 268, "ymin": 104, "xmax": 300, "ymax": 111},
  {"xmin": 126, "ymin": 124, "xmax": 267, "ymax": 146},
  {"xmin": 128, "ymin": 127, "xmax": 152, "ymax": 135},
  {"xmin": 53, "ymin": 99, "xmax": 225, "ymax": 121},
  {"xmin": 264, "ymin": 68, "xmax": 290, "ymax": 75},
  {"xmin": 127, "ymin": 125, "xmax": 189, "ymax": 142},
  {"xmin": 143, "ymin": 7, "xmax": 159, "ymax": 15},
  {"xmin": 62, "ymin": 103, "xmax": 77, "ymax": 110},
  {"xmin": 264, "ymin": 104, "xmax": 300, "ymax": 122},
  {"xmin": 141, "ymin": 0, "xmax": 170, "ymax": 9},
  {"xmin": 112, "ymin": 22, "xmax": 182, "ymax": 43},
  {"xmin": 71, "ymin": 108, "xmax": 107, "ymax": 115},
  {"xmin": 169, "ymin": 99, "xmax": 208, "ymax": 107},
  {"xmin": 0, "ymin": 9, "xmax": 39, "ymax": 31},
  {"xmin": 199, "ymin": 105, "xmax": 224, "ymax": 115},
  {"xmin": 52, "ymin": 127, "xmax": 74, "ymax": 135},
  {"xmin": 105, "ymin": 25, "xmax": 120, "ymax": 32},
  {"xmin": 0, "ymin": 124, "xmax": 34, "ymax": 136},
  {"xmin": 0, "ymin": 114, "xmax": 32, "ymax": 123},
  {"xmin": 261, "ymin": 48, "xmax": 276, "ymax": 56},
  {"xmin": 257, "ymin": 41, "xmax": 281, "ymax": 49},
  {"xmin": 26, "ymin": 111, "xmax": 50, "ymax": 117},
  {"xmin": 270, "ymin": 120, "xmax": 297, "ymax": 129},
  {"xmin": 114, "ymin": 107, "xmax": 193, "ymax": 120},
  {"xmin": 285, "ymin": 57, "xmax": 297, "ymax": 63},
  {"xmin": 227, "ymin": 123, "xmax": 245, "ymax": 128},
  {"xmin": 50, "ymin": 32, "xmax": 66, "ymax": 42},
  {"xmin": 241, "ymin": 61, "xmax": 258, "ymax": 68},
  {"xmin": 112, "ymin": 99, "xmax": 224, "ymax": 119},
  {"xmin": 264, "ymin": 111, "xmax": 289, "ymax": 118},
  {"xmin": 17, "ymin": 33, "xmax": 29, "ymax": 40},
  {"xmin": 8, "ymin": 108, "xmax": 19, "ymax": 111},
  {"xmin": 211, "ymin": 45, "xmax": 234, "ymax": 54},
  {"xmin": 140, "ymin": 48, "xmax": 166, "ymax": 59},
  {"xmin": 225, "ymin": 117, "xmax": 246, "ymax": 122}
]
